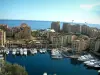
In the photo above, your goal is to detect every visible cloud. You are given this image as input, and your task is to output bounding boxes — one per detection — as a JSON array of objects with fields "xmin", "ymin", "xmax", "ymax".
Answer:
[{"xmin": 80, "ymin": 3, "xmax": 100, "ymax": 10}]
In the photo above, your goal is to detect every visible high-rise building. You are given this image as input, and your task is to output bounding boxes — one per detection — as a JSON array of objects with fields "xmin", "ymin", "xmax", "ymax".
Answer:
[
  {"xmin": 62, "ymin": 23, "xmax": 71, "ymax": 33},
  {"xmin": 0, "ymin": 29, "xmax": 6, "ymax": 47},
  {"xmin": 71, "ymin": 24, "xmax": 81, "ymax": 34},
  {"xmin": 81, "ymin": 25, "xmax": 90, "ymax": 36},
  {"xmin": 63, "ymin": 23, "xmax": 81, "ymax": 34},
  {"xmin": 51, "ymin": 22, "xmax": 60, "ymax": 32}
]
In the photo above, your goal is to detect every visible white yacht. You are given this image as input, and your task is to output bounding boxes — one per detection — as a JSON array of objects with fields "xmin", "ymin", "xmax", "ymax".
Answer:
[
  {"xmin": 51, "ymin": 49, "xmax": 63, "ymax": 59},
  {"xmin": 40, "ymin": 49, "xmax": 43, "ymax": 53},
  {"xmin": 6, "ymin": 50, "xmax": 9, "ymax": 55},
  {"xmin": 30, "ymin": 49, "xmax": 33, "ymax": 54},
  {"xmin": 84, "ymin": 59, "xmax": 96, "ymax": 64},
  {"xmin": 94, "ymin": 64, "xmax": 100, "ymax": 68},
  {"xmin": 86, "ymin": 61, "xmax": 100, "ymax": 67},
  {"xmin": 16, "ymin": 48, "xmax": 20, "ymax": 55},
  {"xmin": 78, "ymin": 54, "xmax": 94, "ymax": 61},
  {"xmin": 6, "ymin": 48, "xmax": 9, "ymax": 55},
  {"xmin": 23, "ymin": 48, "xmax": 27, "ymax": 56},
  {"xmin": 43, "ymin": 72, "xmax": 47, "ymax": 75},
  {"xmin": 12, "ymin": 48, "xmax": 16, "ymax": 55},
  {"xmin": 86, "ymin": 62, "xmax": 95, "ymax": 66},
  {"xmin": 98, "ymin": 70, "xmax": 100, "ymax": 72},
  {"xmin": 34, "ymin": 48, "xmax": 37, "ymax": 54},
  {"xmin": 42, "ymin": 48, "xmax": 47, "ymax": 53},
  {"xmin": 20, "ymin": 48, "xmax": 23, "ymax": 55},
  {"xmin": 0, "ymin": 54, "xmax": 4, "ymax": 60},
  {"xmin": 30, "ymin": 48, "xmax": 37, "ymax": 55},
  {"xmin": 40, "ymin": 48, "xmax": 46, "ymax": 53},
  {"xmin": 51, "ymin": 49, "xmax": 57, "ymax": 55}
]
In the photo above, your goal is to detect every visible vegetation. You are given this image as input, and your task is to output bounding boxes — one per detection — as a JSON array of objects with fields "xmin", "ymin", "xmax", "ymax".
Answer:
[
  {"xmin": 0, "ymin": 62, "xmax": 28, "ymax": 75},
  {"xmin": 31, "ymin": 30, "xmax": 40, "ymax": 37}
]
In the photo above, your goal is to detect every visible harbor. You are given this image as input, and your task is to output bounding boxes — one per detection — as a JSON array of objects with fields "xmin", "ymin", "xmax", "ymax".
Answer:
[
  {"xmin": 0, "ymin": 48, "xmax": 99, "ymax": 75},
  {"xmin": 5, "ymin": 50, "xmax": 98, "ymax": 75}
]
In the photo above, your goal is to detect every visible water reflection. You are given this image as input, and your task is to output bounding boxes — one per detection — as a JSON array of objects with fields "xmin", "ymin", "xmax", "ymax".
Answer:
[{"xmin": 70, "ymin": 58, "xmax": 82, "ymax": 66}]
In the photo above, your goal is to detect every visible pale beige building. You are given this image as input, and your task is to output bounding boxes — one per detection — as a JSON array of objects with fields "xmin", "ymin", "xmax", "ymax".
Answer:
[
  {"xmin": 49, "ymin": 34, "xmax": 77, "ymax": 47},
  {"xmin": 72, "ymin": 38, "xmax": 89, "ymax": 53},
  {"xmin": 66, "ymin": 35, "xmax": 77, "ymax": 44},
  {"xmin": 89, "ymin": 38, "xmax": 96, "ymax": 51},
  {"xmin": 0, "ymin": 29, "xmax": 6, "ymax": 47},
  {"xmin": 95, "ymin": 39, "xmax": 100, "ymax": 52},
  {"xmin": 15, "ymin": 23, "xmax": 31, "ymax": 39},
  {"xmin": 89, "ymin": 28, "xmax": 99, "ymax": 38}
]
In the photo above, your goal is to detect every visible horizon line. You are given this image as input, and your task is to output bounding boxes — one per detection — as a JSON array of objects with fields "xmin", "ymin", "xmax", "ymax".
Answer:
[{"xmin": 0, "ymin": 19, "xmax": 100, "ymax": 25}]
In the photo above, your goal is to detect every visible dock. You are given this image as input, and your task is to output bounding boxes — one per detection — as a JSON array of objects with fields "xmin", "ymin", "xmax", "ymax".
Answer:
[{"xmin": 61, "ymin": 52, "xmax": 79, "ymax": 58}]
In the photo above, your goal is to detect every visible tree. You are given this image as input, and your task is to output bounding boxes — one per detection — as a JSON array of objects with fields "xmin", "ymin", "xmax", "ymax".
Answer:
[
  {"xmin": 31, "ymin": 31, "xmax": 40, "ymax": 37},
  {"xmin": 0, "ymin": 62, "xmax": 28, "ymax": 75}
]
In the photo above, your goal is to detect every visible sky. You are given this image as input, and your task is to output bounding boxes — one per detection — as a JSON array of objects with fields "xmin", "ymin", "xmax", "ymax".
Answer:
[{"xmin": 0, "ymin": 0, "xmax": 100, "ymax": 24}]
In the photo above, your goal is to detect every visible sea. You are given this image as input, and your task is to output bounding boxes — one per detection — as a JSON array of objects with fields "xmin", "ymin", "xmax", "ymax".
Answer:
[
  {"xmin": 6, "ymin": 52, "xmax": 99, "ymax": 75},
  {"xmin": 0, "ymin": 20, "xmax": 100, "ymax": 29}
]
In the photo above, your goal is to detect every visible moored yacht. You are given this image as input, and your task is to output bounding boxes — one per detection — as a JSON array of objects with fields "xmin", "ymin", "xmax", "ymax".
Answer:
[
  {"xmin": 20, "ymin": 48, "xmax": 23, "ymax": 55},
  {"xmin": 0, "ymin": 54, "xmax": 4, "ymax": 60},
  {"xmin": 12, "ymin": 48, "xmax": 16, "ymax": 55},
  {"xmin": 16, "ymin": 48, "xmax": 20, "ymax": 55},
  {"xmin": 78, "ymin": 54, "xmax": 94, "ymax": 61},
  {"xmin": 23, "ymin": 48, "xmax": 27, "ymax": 56},
  {"xmin": 40, "ymin": 49, "xmax": 43, "ymax": 53},
  {"xmin": 5, "ymin": 48, "xmax": 9, "ymax": 55},
  {"xmin": 86, "ymin": 61, "xmax": 100, "ymax": 67},
  {"xmin": 51, "ymin": 49, "xmax": 57, "ymax": 56},
  {"xmin": 34, "ymin": 48, "xmax": 37, "ymax": 54},
  {"xmin": 30, "ymin": 48, "xmax": 37, "ymax": 55},
  {"xmin": 42, "ymin": 48, "xmax": 47, "ymax": 53},
  {"xmin": 51, "ymin": 49, "xmax": 63, "ymax": 59},
  {"xmin": 98, "ymin": 70, "xmax": 100, "ymax": 73},
  {"xmin": 40, "ymin": 48, "xmax": 46, "ymax": 53},
  {"xmin": 84, "ymin": 59, "xmax": 96, "ymax": 64},
  {"xmin": 43, "ymin": 72, "xmax": 47, "ymax": 75},
  {"xmin": 94, "ymin": 64, "xmax": 100, "ymax": 68},
  {"xmin": 6, "ymin": 50, "xmax": 9, "ymax": 55}
]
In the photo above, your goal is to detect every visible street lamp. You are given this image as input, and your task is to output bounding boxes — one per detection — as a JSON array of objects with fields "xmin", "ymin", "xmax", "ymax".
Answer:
[
  {"xmin": 72, "ymin": 20, "xmax": 74, "ymax": 24},
  {"xmin": 85, "ymin": 22, "xmax": 87, "ymax": 25}
]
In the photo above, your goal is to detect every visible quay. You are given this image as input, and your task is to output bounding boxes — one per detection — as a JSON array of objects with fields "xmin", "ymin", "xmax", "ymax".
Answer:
[
  {"xmin": 61, "ymin": 52, "xmax": 79, "ymax": 58},
  {"xmin": 4, "ymin": 43, "xmax": 63, "ymax": 49}
]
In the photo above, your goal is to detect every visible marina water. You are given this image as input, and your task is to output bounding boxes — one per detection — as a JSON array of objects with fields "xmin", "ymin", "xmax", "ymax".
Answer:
[{"xmin": 6, "ymin": 52, "xmax": 98, "ymax": 75}]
